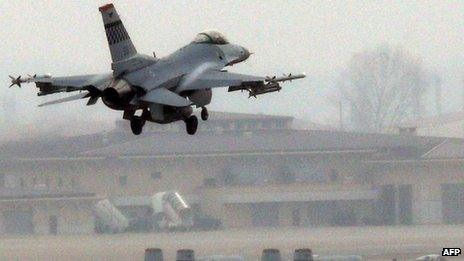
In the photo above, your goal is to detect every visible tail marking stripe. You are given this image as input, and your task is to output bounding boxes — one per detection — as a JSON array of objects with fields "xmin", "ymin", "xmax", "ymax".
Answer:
[{"xmin": 104, "ymin": 20, "xmax": 130, "ymax": 45}]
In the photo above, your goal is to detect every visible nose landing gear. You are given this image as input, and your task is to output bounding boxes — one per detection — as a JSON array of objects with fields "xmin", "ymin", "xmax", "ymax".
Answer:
[{"xmin": 201, "ymin": 107, "xmax": 209, "ymax": 121}]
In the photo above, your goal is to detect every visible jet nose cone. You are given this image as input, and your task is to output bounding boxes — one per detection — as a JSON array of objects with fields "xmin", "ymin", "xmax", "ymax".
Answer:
[
  {"xmin": 242, "ymin": 47, "xmax": 251, "ymax": 60},
  {"xmin": 226, "ymin": 46, "xmax": 252, "ymax": 66}
]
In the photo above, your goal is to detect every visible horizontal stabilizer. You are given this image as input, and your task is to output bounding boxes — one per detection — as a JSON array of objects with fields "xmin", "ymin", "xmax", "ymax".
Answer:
[
  {"xmin": 140, "ymin": 88, "xmax": 192, "ymax": 107},
  {"xmin": 38, "ymin": 92, "xmax": 88, "ymax": 107}
]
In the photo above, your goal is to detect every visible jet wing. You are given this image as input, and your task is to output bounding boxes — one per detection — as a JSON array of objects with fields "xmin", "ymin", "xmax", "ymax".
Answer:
[
  {"xmin": 179, "ymin": 70, "xmax": 265, "ymax": 91},
  {"xmin": 27, "ymin": 73, "xmax": 113, "ymax": 96},
  {"xmin": 38, "ymin": 92, "xmax": 90, "ymax": 107},
  {"xmin": 10, "ymin": 73, "xmax": 114, "ymax": 107},
  {"xmin": 179, "ymin": 70, "xmax": 305, "ymax": 97}
]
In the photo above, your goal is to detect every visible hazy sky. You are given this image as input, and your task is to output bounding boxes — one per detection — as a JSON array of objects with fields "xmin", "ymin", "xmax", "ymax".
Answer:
[{"xmin": 1, "ymin": 0, "xmax": 464, "ymax": 139}]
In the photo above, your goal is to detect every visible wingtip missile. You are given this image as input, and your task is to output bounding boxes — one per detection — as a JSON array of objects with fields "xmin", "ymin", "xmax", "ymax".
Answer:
[
  {"xmin": 9, "ymin": 75, "xmax": 23, "ymax": 88},
  {"xmin": 265, "ymin": 73, "xmax": 306, "ymax": 83},
  {"xmin": 8, "ymin": 73, "xmax": 52, "ymax": 89}
]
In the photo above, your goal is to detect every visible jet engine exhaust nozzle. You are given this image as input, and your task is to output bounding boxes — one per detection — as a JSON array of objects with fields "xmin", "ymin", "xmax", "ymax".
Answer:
[{"xmin": 102, "ymin": 79, "xmax": 136, "ymax": 108}]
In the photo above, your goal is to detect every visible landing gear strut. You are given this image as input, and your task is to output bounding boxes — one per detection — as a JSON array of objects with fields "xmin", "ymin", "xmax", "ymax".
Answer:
[
  {"xmin": 130, "ymin": 116, "xmax": 145, "ymax": 135},
  {"xmin": 184, "ymin": 115, "xmax": 198, "ymax": 135},
  {"xmin": 201, "ymin": 107, "xmax": 209, "ymax": 121}
]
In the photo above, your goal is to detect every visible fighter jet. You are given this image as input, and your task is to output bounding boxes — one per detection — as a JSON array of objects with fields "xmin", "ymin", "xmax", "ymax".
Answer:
[{"xmin": 10, "ymin": 3, "xmax": 305, "ymax": 135}]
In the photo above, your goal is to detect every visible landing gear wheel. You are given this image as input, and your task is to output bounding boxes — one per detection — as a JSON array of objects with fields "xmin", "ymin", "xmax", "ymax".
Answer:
[
  {"xmin": 130, "ymin": 116, "xmax": 145, "ymax": 135},
  {"xmin": 201, "ymin": 107, "xmax": 209, "ymax": 121},
  {"xmin": 185, "ymin": 115, "xmax": 198, "ymax": 135}
]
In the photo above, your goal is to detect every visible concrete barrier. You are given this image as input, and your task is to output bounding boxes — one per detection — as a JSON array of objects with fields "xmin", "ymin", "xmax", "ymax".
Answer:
[
  {"xmin": 177, "ymin": 249, "xmax": 195, "ymax": 261},
  {"xmin": 144, "ymin": 248, "xmax": 163, "ymax": 261},
  {"xmin": 294, "ymin": 249, "xmax": 313, "ymax": 261},
  {"xmin": 261, "ymin": 249, "xmax": 281, "ymax": 261}
]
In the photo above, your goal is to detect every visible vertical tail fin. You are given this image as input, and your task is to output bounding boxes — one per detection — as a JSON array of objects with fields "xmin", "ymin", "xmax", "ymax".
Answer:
[{"xmin": 99, "ymin": 3, "xmax": 137, "ymax": 63}]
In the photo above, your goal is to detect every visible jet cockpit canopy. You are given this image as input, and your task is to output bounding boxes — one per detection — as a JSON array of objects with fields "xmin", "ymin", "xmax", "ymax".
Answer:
[{"xmin": 193, "ymin": 30, "xmax": 229, "ymax": 45}]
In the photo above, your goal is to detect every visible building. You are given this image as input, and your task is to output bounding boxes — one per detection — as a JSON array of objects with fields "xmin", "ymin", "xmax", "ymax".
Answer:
[{"xmin": 0, "ymin": 111, "xmax": 463, "ymax": 235}]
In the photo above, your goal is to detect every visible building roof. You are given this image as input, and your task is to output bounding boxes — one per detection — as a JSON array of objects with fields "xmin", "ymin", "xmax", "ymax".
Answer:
[
  {"xmin": 82, "ymin": 129, "xmax": 448, "ymax": 159},
  {"xmin": 0, "ymin": 131, "xmax": 136, "ymax": 159},
  {"xmin": 0, "ymin": 111, "xmax": 293, "ymax": 160},
  {"xmin": 0, "ymin": 111, "xmax": 460, "ymax": 161},
  {"xmin": 400, "ymin": 110, "xmax": 464, "ymax": 128},
  {"xmin": 202, "ymin": 111, "xmax": 293, "ymax": 121},
  {"xmin": 421, "ymin": 140, "xmax": 464, "ymax": 159}
]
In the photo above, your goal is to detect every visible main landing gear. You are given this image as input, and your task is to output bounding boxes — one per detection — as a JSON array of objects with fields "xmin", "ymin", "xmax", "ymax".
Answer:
[
  {"xmin": 184, "ymin": 107, "xmax": 207, "ymax": 135},
  {"xmin": 184, "ymin": 115, "xmax": 198, "ymax": 135},
  {"xmin": 128, "ymin": 107, "xmax": 207, "ymax": 136},
  {"xmin": 130, "ymin": 116, "xmax": 145, "ymax": 135},
  {"xmin": 129, "ymin": 109, "xmax": 149, "ymax": 136}
]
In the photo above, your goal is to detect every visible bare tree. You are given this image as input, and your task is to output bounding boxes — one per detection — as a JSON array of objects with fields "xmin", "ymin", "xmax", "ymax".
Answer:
[{"xmin": 337, "ymin": 45, "xmax": 430, "ymax": 133}]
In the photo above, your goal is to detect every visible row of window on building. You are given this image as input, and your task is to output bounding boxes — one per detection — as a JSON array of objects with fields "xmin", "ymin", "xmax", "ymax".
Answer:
[
  {"xmin": 1, "ymin": 166, "xmax": 351, "ymax": 192},
  {"xmin": 141, "ymin": 119, "xmax": 290, "ymax": 132},
  {"xmin": 0, "ymin": 172, "xmax": 163, "ymax": 191},
  {"xmin": 202, "ymin": 168, "xmax": 344, "ymax": 187},
  {"xmin": 0, "ymin": 173, "xmax": 78, "ymax": 190},
  {"xmin": 117, "ymin": 172, "xmax": 162, "ymax": 187}
]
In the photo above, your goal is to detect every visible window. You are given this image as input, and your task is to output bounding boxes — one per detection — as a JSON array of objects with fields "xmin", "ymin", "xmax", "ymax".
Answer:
[
  {"xmin": 203, "ymin": 177, "xmax": 217, "ymax": 187},
  {"xmin": 398, "ymin": 185, "xmax": 412, "ymax": 225},
  {"xmin": 442, "ymin": 183, "xmax": 464, "ymax": 224},
  {"xmin": 49, "ymin": 215, "xmax": 58, "ymax": 235},
  {"xmin": 4, "ymin": 175, "xmax": 16, "ymax": 189},
  {"xmin": 20, "ymin": 178, "xmax": 25, "ymax": 189},
  {"xmin": 329, "ymin": 169, "xmax": 339, "ymax": 182},
  {"xmin": 71, "ymin": 177, "xmax": 79, "ymax": 189},
  {"xmin": 251, "ymin": 203, "xmax": 280, "ymax": 227},
  {"xmin": 280, "ymin": 172, "xmax": 296, "ymax": 184},
  {"xmin": 223, "ymin": 171, "xmax": 236, "ymax": 186},
  {"xmin": 151, "ymin": 172, "xmax": 162, "ymax": 180},
  {"xmin": 292, "ymin": 208, "xmax": 301, "ymax": 226},
  {"xmin": 45, "ymin": 177, "xmax": 50, "ymax": 189},
  {"xmin": 119, "ymin": 176, "xmax": 128, "ymax": 187},
  {"xmin": 57, "ymin": 177, "xmax": 63, "ymax": 189},
  {"xmin": 0, "ymin": 174, "xmax": 5, "ymax": 188}
]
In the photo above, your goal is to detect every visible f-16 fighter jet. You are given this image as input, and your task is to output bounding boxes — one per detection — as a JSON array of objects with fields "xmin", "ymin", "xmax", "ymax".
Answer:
[{"xmin": 10, "ymin": 3, "xmax": 305, "ymax": 135}]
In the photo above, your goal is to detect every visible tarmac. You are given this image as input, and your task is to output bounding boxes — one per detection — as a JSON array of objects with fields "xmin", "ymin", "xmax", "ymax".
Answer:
[{"xmin": 0, "ymin": 225, "xmax": 462, "ymax": 260}]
